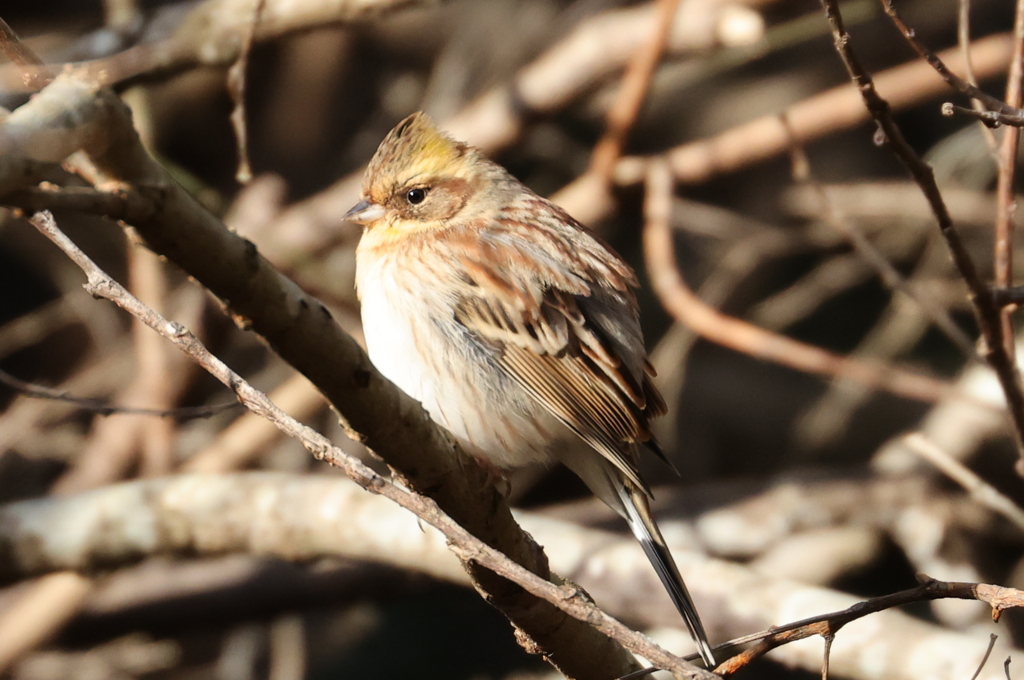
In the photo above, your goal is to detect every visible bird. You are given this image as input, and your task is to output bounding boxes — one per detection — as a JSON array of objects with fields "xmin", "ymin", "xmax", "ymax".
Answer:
[{"xmin": 346, "ymin": 111, "xmax": 715, "ymax": 667}]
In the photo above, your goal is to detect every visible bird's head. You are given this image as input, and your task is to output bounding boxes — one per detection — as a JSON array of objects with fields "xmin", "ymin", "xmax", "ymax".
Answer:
[{"xmin": 345, "ymin": 112, "xmax": 499, "ymax": 237}]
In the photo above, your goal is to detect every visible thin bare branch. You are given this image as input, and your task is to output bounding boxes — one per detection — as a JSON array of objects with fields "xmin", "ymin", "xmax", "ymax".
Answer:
[
  {"xmin": 785, "ymin": 121, "xmax": 975, "ymax": 356},
  {"xmin": 957, "ymin": 0, "xmax": 1000, "ymax": 148},
  {"xmin": 227, "ymin": 0, "xmax": 267, "ymax": 184},
  {"xmin": 993, "ymin": 0, "xmax": 1024, "ymax": 358},
  {"xmin": 0, "ymin": 367, "xmax": 240, "ymax": 419},
  {"xmin": 943, "ymin": 101, "xmax": 1024, "ymax": 128},
  {"xmin": 878, "ymin": 0, "xmax": 1024, "ymax": 125},
  {"xmin": 973, "ymin": 635, "xmax": 1000, "ymax": 680},
  {"xmin": 819, "ymin": 0, "xmax": 1024, "ymax": 474}
]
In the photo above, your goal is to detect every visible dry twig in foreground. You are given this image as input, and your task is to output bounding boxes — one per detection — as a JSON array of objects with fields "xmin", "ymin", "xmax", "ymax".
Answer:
[
  {"xmin": 713, "ymin": 579, "xmax": 1024, "ymax": 675},
  {"xmin": 0, "ymin": 64, "xmax": 636, "ymax": 678},
  {"xmin": 25, "ymin": 211, "xmax": 713, "ymax": 680}
]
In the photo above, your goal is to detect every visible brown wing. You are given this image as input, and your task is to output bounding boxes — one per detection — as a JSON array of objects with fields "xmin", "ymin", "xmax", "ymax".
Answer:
[{"xmin": 455, "ymin": 281, "xmax": 665, "ymax": 494}]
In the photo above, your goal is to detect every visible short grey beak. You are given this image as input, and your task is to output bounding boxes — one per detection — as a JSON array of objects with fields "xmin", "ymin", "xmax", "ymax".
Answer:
[{"xmin": 344, "ymin": 199, "xmax": 386, "ymax": 225}]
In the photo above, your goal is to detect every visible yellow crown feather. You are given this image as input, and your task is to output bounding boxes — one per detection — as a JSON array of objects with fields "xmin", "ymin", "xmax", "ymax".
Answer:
[{"xmin": 365, "ymin": 112, "xmax": 469, "ymax": 199}]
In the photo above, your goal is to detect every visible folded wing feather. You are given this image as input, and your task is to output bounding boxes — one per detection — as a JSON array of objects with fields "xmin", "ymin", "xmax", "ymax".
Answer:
[{"xmin": 454, "ymin": 247, "xmax": 666, "ymax": 494}]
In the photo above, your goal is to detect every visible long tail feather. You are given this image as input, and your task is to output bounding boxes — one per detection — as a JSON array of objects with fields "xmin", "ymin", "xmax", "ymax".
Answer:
[{"xmin": 618, "ymin": 485, "xmax": 716, "ymax": 668}]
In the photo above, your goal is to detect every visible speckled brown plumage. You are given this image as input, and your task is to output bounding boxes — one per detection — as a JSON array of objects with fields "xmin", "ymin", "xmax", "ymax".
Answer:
[{"xmin": 347, "ymin": 111, "xmax": 715, "ymax": 666}]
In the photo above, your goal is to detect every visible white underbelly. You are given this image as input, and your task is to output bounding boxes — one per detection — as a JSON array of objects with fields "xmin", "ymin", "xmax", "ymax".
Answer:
[
  {"xmin": 360, "ymin": 281, "xmax": 440, "ymax": 420},
  {"xmin": 358, "ymin": 275, "xmax": 558, "ymax": 468}
]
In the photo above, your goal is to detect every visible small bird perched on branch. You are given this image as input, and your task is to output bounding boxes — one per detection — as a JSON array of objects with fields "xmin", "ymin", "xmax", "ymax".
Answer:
[{"xmin": 346, "ymin": 111, "xmax": 715, "ymax": 667}]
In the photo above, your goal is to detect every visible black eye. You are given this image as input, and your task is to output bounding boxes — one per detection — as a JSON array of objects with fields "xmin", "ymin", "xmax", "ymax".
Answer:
[{"xmin": 405, "ymin": 188, "xmax": 428, "ymax": 205}]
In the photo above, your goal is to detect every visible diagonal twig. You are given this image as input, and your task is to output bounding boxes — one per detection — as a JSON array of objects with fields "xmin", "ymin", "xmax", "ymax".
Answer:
[
  {"xmin": 902, "ymin": 433, "xmax": 1024, "ymax": 532},
  {"xmin": 25, "ymin": 210, "xmax": 715, "ymax": 680},
  {"xmin": 972, "ymin": 635, "xmax": 1000, "ymax": 680},
  {"xmin": 0, "ymin": 367, "xmax": 240, "ymax": 419},
  {"xmin": 0, "ymin": 16, "xmax": 52, "ymax": 90},
  {"xmin": 878, "ymin": 0, "xmax": 1024, "ymax": 126},
  {"xmin": 819, "ymin": 0, "xmax": 1024, "ymax": 474},
  {"xmin": 785, "ymin": 120, "xmax": 975, "ymax": 356}
]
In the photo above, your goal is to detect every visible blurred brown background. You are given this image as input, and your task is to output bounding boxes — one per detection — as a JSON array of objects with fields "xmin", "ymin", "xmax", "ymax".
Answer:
[{"xmin": 1, "ymin": 0, "xmax": 1022, "ymax": 678}]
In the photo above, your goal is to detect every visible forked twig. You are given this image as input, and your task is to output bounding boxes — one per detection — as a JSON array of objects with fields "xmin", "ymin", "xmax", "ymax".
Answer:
[{"xmin": 878, "ymin": 0, "xmax": 1024, "ymax": 126}]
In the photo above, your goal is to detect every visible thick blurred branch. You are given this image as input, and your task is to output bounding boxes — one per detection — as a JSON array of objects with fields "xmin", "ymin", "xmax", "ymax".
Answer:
[
  {"xmin": 1, "ymin": 471, "xmax": 1021, "ymax": 680},
  {"xmin": 253, "ymin": 0, "xmax": 765, "ymax": 267},
  {"xmin": 228, "ymin": 10, "xmax": 1012, "ymax": 264},
  {"xmin": 0, "ymin": 0, "xmax": 431, "ymax": 91},
  {"xmin": 602, "ymin": 32, "xmax": 1013, "ymax": 191},
  {"xmin": 587, "ymin": 0, "xmax": 681, "ymax": 186},
  {"xmin": 445, "ymin": 0, "xmax": 763, "ymax": 154}
]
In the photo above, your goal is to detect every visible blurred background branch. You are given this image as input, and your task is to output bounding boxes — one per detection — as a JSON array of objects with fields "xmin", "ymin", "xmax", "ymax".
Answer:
[{"xmin": 2, "ymin": 0, "xmax": 1024, "ymax": 678}]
